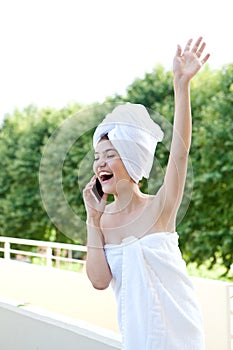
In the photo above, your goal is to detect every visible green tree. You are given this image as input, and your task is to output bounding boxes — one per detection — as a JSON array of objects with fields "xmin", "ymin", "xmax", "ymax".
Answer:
[
  {"xmin": 0, "ymin": 104, "xmax": 81, "ymax": 242},
  {"xmin": 0, "ymin": 64, "xmax": 232, "ymax": 273},
  {"xmin": 180, "ymin": 64, "xmax": 233, "ymax": 273}
]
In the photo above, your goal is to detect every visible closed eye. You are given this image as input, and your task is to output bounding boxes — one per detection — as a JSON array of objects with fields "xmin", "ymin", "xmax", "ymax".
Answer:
[{"xmin": 93, "ymin": 149, "xmax": 118, "ymax": 161}]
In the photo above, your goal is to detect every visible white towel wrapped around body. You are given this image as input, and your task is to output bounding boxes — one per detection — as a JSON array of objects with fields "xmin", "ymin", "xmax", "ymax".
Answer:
[
  {"xmin": 93, "ymin": 103, "xmax": 163, "ymax": 183},
  {"xmin": 104, "ymin": 233, "xmax": 205, "ymax": 350}
]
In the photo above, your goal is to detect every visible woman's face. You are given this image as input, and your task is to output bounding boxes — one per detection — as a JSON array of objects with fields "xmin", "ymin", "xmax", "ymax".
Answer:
[{"xmin": 93, "ymin": 139, "xmax": 131, "ymax": 195}]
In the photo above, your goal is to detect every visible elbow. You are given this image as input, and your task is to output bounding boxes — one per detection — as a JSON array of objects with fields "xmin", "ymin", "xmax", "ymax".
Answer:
[
  {"xmin": 91, "ymin": 278, "xmax": 111, "ymax": 290},
  {"xmin": 86, "ymin": 262, "xmax": 112, "ymax": 290},
  {"xmin": 92, "ymin": 282, "xmax": 110, "ymax": 290},
  {"xmin": 86, "ymin": 270, "xmax": 112, "ymax": 290}
]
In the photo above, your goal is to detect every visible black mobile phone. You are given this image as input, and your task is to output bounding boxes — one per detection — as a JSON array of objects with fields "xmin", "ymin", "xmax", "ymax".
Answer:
[{"xmin": 91, "ymin": 178, "xmax": 104, "ymax": 202}]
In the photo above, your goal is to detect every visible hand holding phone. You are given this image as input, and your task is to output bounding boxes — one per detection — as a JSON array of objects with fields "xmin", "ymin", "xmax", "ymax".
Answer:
[{"xmin": 91, "ymin": 178, "xmax": 104, "ymax": 203}]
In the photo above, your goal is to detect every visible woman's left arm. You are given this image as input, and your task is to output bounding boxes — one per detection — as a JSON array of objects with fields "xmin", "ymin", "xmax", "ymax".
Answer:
[{"xmin": 159, "ymin": 37, "xmax": 210, "ymax": 230}]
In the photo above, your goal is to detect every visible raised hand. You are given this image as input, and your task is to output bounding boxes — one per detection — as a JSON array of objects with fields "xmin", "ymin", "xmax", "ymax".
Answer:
[{"xmin": 173, "ymin": 36, "xmax": 210, "ymax": 82}]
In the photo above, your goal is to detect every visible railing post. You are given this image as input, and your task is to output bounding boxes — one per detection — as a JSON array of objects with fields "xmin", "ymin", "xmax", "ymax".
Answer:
[
  {"xmin": 46, "ymin": 247, "xmax": 53, "ymax": 267},
  {"xmin": 4, "ymin": 241, "xmax": 10, "ymax": 260}
]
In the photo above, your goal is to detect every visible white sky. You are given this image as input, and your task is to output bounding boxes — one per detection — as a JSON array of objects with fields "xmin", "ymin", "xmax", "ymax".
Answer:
[{"xmin": 0, "ymin": 0, "xmax": 232, "ymax": 123}]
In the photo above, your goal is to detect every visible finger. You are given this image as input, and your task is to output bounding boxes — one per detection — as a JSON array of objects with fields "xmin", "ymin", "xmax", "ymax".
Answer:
[
  {"xmin": 83, "ymin": 182, "xmax": 93, "ymax": 192},
  {"xmin": 196, "ymin": 42, "xmax": 206, "ymax": 58},
  {"xmin": 201, "ymin": 53, "xmax": 210, "ymax": 65},
  {"xmin": 83, "ymin": 185, "xmax": 92, "ymax": 194},
  {"xmin": 101, "ymin": 193, "xmax": 108, "ymax": 203},
  {"xmin": 84, "ymin": 177, "xmax": 96, "ymax": 192},
  {"xmin": 90, "ymin": 174, "xmax": 97, "ymax": 182},
  {"xmin": 191, "ymin": 36, "xmax": 203, "ymax": 53},
  {"xmin": 175, "ymin": 44, "xmax": 182, "ymax": 57},
  {"xmin": 86, "ymin": 175, "xmax": 97, "ymax": 187},
  {"xmin": 184, "ymin": 38, "xmax": 193, "ymax": 52}
]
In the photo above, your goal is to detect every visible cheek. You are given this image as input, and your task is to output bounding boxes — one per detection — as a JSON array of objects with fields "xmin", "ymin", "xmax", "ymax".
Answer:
[
  {"xmin": 107, "ymin": 159, "xmax": 119, "ymax": 173},
  {"xmin": 93, "ymin": 162, "xmax": 97, "ymax": 174},
  {"xmin": 109, "ymin": 159, "xmax": 129, "ymax": 179}
]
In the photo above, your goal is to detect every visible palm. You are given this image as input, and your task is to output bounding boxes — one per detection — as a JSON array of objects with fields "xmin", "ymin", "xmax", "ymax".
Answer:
[
  {"xmin": 174, "ymin": 51, "xmax": 202, "ymax": 80},
  {"xmin": 173, "ymin": 37, "xmax": 210, "ymax": 81}
]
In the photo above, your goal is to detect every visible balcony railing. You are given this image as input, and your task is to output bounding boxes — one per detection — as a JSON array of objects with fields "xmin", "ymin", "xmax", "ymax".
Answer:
[
  {"xmin": 0, "ymin": 235, "xmax": 232, "ymax": 350},
  {"xmin": 0, "ymin": 236, "xmax": 87, "ymax": 268}
]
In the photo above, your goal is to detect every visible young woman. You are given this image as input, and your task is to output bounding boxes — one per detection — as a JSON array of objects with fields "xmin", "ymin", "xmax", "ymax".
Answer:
[{"xmin": 83, "ymin": 37, "xmax": 210, "ymax": 350}]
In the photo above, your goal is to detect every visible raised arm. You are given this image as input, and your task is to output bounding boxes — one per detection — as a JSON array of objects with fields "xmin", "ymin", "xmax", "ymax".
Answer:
[{"xmin": 159, "ymin": 37, "xmax": 210, "ymax": 231}]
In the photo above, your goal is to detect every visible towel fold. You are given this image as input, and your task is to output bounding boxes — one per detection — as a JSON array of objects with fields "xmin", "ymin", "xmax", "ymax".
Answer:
[
  {"xmin": 105, "ymin": 233, "xmax": 205, "ymax": 350},
  {"xmin": 93, "ymin": 103, "xmax": 163, "ymax": 183}
]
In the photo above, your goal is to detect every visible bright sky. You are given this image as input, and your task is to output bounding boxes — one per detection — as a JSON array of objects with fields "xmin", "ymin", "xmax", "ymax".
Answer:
[{"xmin": 0, "ymin": 0, "xmax": 232, "ymax": 124}]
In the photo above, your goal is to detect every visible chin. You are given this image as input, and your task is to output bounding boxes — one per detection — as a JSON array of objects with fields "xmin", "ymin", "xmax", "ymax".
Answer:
[
  {"xmin": 101, "ymin": 181, "xmax": 116, "ymax": 195},
  {"xmin": 102, "ymin": 186, "xmax": 116, "ymax": 196}
]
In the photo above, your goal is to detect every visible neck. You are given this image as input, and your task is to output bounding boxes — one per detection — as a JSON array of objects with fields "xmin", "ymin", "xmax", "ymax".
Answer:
[{"xmin": 113, "ymin": 181, "xmax": 145, "ymax": 213}]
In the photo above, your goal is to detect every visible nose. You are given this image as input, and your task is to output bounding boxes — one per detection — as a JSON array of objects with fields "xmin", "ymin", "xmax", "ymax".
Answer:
[
  {"xmin": 98, "ymin": 159, "xmax": 107, "ymax": 168},
  {"xmin": 93, "ymin": 157, "xmax": 107, "ymax": 173}
]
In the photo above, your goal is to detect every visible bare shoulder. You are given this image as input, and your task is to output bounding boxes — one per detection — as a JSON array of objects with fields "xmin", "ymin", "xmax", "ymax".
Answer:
[
  {"xmin": 100, "ymin": 192, "xmax": 175, "ymax": 244},
  {"xmin": 101, "ymin": 193, "xmax": 160, "ymax": 230}
]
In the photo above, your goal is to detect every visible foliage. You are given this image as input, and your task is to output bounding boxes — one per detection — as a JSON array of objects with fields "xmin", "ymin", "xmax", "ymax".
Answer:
[
  {"xmin": 0, "ymin": 104, "xmax": 81, "ymax": 242},
  {"xmin": 180, "ymin": 64, "xmax": 233, "ymax": 273},
  {"xmin": 0, "ymin": 64, "xmax": 232, "ymax": 273}
]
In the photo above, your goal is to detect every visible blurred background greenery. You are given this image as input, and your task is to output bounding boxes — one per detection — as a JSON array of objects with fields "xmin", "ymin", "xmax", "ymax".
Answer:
[{"xmin": 0, "ymin": 63, "xmax": 232, "ymax": 280}]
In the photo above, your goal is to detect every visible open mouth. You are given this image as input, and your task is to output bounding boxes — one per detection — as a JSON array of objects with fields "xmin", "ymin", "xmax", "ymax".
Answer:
[{"xmin": 99, "ymin": 171, "xmax": 114, "ymax": 183}]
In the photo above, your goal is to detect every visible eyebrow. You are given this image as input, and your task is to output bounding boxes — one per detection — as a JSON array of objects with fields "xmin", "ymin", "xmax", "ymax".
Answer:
[{"xmin": 94, "ymin": 148, "xmax": 116, "ymax": 154}]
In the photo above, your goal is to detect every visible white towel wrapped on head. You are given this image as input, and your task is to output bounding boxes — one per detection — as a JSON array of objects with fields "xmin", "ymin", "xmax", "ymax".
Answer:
[{"xmin": 93, "ymin": 103, "xmax": 164, "ymax": 183}]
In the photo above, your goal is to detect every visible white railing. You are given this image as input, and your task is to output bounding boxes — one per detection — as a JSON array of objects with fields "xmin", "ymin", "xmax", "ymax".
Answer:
[{"xmin": 0, "ymin": 236, "xmax": 87, "ymax": 268}]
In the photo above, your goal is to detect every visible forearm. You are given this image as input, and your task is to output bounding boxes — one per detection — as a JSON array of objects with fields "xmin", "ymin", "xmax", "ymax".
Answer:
[
  {"xmin": 172, "ymin": 78, "xmax": 192, "ymax": 157},
  {"xmin": 86, "ymin": 216, "xmax": 112, "ymax": 290}
]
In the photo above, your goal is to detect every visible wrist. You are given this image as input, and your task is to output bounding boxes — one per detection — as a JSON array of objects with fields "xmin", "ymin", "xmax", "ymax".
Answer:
[
  {"xmin": 173, "ymin": 78, "xmax": 191, "ymax": 97},
  {"xmin": 173, "ymin": 75, "xmax": 190, "ymax": 89},
  {"xmin": 86, "ymin": 215, "xmax": 101, "ymax": 226},
  {"xmin": 86, "ymin": 217, "xmax": 105, "ymax": 248}
]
